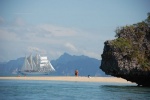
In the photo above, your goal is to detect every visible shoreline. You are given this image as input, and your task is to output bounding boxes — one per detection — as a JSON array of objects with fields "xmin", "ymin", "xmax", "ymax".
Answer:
[{"xmin": 0, "ymin": 76, "xmax": 134, "ymax": 84}]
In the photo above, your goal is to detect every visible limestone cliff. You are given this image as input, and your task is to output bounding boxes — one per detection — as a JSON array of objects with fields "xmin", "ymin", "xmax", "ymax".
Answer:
[{"xmin": 100, "ymin": 13, "xmax": 150, "ymax": 86}]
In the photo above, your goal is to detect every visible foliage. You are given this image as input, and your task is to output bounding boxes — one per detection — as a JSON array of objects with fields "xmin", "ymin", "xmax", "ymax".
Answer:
[
  {"xmin": 145, "ymin": 12, "xmax": 150, "ymax": 26},
  {"xmin": 141, "ymin": 59, "xmax": 150, "ymax": 71},
  {"xmin": 112, "ymin": 38, "xmax": 131, "ymax": 52},
  {"xmin": 115, "ymin": 13, "xmax": 150, "ymax": 38},
  {"xmin": 115, "ymin": 25, "xmax": 135, "ymax": 37},
  {"xmin": 113, "ymin": 13, "xmax": 150, "ymax": 70}
]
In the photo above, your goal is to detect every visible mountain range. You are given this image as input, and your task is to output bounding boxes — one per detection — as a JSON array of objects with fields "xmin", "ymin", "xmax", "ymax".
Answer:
[{"xmin": 0, "ymin": 53, "xmax": 106, "ymax": 76}]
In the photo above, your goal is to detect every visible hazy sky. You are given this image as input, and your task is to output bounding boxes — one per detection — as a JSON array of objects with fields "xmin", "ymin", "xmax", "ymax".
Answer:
[{"xmin": 0, "ymin": 0, "xmax": 150, "ymax": 61}]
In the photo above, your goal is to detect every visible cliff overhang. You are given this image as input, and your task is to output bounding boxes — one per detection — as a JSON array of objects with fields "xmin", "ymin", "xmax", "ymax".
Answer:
[{"xmin": 100, "ymin": 13, "xmax": 150, "ymax": 86}]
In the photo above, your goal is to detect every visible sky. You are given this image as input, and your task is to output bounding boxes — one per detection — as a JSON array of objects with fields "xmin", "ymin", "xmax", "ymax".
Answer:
[{"xmin": 0, "ymin": 0, "xmax": 150, "ymax": 62}]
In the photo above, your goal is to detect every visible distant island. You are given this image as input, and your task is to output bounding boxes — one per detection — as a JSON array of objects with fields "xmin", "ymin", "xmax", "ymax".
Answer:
[{"xmin": 100, "ymin": 13, "xmax": 150, "ymax": 86}]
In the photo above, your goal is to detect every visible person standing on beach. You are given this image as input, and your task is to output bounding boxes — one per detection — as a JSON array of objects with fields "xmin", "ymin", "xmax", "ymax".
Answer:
[{"xmin": 75, "ymin": 70, "xmax": 79, "ymax": 77}]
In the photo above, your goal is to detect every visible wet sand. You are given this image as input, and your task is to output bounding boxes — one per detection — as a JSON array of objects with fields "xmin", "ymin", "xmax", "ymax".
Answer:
[{"xmin": 0, "ymin": 76, "xmax": 132, "ymax": 83}]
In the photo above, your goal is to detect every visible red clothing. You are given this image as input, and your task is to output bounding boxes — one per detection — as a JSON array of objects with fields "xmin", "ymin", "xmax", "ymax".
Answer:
[{"xmin": 75, "ymin": 70, "xmax": 78, "ymax": 76}]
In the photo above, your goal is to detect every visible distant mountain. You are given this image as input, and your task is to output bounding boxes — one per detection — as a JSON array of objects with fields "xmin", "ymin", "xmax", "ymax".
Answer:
[
  {"xmin": 0, "ymin": 53, "xmax": 107, "ymax": 76},
  {"xmin": 0, "ymin": 57, "xmax": 24, "ymax": 76},
  {"xmin": 51, "ymin": 53, "xmax": 106, "ymax": 76}
]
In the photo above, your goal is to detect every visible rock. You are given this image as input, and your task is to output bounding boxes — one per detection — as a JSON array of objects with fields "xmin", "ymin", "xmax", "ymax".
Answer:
[{"xmin": 100, "ymin": 14, "xmax": 150, "ymax": 86}]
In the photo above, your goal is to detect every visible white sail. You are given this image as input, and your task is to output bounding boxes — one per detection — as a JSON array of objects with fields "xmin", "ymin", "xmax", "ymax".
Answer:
[
  {"xmin": 40, "ymin": 56, "xmax": 47, "ymax": 60},
  {"xmin": 32, "ymin": 60, "xmax": 38, "ymax": 71},
  {"xmin": 21, "ymin": 56, "xmax": 32, "ymax": 71},
  {"xmin": 49, "ymin": 62, "xmax": 55, "ymax": 71},
  {"xmin": 27, "ymin": 55, "xmax": 33, "ymax": 70},
  {"xmin": 40, "ymin": 60, "xmax": 49, "ymax": 63},
  {"xmin": 20, "ymin": 54, "xmax": 55, "ymax": 75},
  {"xmin": 33, "ymin": 54, "xmax": 40, "ymax": 70}
]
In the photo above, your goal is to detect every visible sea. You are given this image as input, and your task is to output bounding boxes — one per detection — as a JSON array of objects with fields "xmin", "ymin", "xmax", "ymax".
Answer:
[{"xmin": 0, "ymin": 80, "xmax": 150, "ymax": 100}]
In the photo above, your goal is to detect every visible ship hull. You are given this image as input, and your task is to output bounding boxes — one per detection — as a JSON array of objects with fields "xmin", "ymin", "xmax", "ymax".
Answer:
[{"xmin": 18, "ymin": 71, "xmax": 50, "ymax": 75}]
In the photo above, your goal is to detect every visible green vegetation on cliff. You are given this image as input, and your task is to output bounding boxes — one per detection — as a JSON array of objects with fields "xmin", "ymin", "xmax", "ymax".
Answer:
[
  {"xmin": 112, "ymin": 13, "xmax": 150, "ymax": 70},
  {"xmin": 112, "ymin": 38, "xmax": 132, "ymax": 52}
]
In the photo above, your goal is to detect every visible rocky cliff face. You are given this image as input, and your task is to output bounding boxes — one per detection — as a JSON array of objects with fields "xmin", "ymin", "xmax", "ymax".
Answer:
[{"xmin": 100, "ymin": 14, "xmax": 150, "ymax": 86}]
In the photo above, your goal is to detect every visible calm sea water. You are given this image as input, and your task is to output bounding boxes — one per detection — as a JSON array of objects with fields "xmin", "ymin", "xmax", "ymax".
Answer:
[{"xmin": 0, "ymin": 80, "xmax": 150, "ymax": 100}]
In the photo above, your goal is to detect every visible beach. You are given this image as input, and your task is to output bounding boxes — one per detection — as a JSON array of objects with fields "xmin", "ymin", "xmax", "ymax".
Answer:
[{"xmin": 0, "ymin": 76, "xmax": 132, "ymax": 83}]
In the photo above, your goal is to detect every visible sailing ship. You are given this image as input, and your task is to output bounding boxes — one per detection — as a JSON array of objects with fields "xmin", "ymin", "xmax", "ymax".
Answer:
[{"xmin": 19, "ymin": 54, "xmax": 55, "ymax": 75}]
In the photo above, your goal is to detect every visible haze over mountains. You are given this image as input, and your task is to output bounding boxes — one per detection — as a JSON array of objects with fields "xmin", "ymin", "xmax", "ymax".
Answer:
[{"xmin": 0, "ymin": 53, "xmax": 106, "ymax": 76}]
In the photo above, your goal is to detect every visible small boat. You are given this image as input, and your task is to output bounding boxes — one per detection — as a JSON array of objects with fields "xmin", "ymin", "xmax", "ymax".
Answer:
[{"xmin": 19, "ymin": 54, "xmax": 55, "ymax": 75}]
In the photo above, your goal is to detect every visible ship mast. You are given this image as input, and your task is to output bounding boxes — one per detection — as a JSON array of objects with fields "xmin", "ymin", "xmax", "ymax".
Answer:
[{"xmin": 20, "ymin": 53, "xmax": 55, "ymax": 74}]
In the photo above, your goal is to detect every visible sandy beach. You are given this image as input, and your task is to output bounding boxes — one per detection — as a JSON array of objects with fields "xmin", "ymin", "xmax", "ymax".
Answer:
[{"xmin": 0, "ymin": 76, "xmax": 133, "ymax": 84}]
